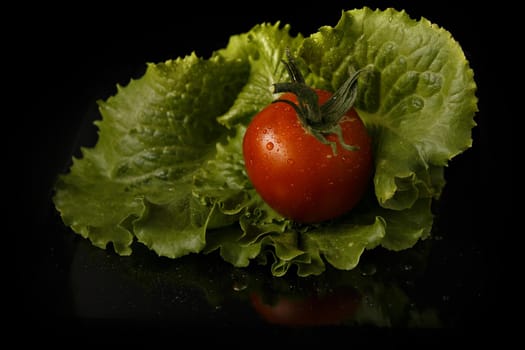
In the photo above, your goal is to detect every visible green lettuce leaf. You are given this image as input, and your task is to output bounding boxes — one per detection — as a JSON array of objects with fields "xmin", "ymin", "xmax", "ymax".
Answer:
[
  {"xmin": 54, "ymin": 53, "xmax": 251, "ymax": 256},
  {"xmin": 53, "ymin": 8, "xmax": 477, "ymax": 277}
]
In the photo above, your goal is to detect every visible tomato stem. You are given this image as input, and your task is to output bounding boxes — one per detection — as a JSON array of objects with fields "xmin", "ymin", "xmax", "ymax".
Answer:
[{"xmin": 273, "ymin": 49, "xmax": 370, "ymax": 155}]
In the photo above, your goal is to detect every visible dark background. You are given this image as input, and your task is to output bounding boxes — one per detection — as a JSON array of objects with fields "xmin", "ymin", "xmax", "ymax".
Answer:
[{"xmin": 13, "ymin": 0, "xmax": 511, "ymax": 345}]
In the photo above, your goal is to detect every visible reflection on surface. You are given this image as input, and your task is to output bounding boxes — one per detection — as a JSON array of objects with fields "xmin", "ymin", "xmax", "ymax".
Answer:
[
  {"xmin": 249, "ymin": 286, "xmax": 361, "ymax": 326},
  {"xmin": 69, "ymin": 234, "xmax": 444, "ymax": 328},
  {"xmin": 241, "ymin": 239, "xmax": 441, "ymax": 327}
]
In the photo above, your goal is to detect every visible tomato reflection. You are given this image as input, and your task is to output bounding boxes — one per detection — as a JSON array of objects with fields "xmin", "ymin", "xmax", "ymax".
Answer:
[{"xmin": 250, "ymin": 287, "xmax": 360, "ymax": 326}]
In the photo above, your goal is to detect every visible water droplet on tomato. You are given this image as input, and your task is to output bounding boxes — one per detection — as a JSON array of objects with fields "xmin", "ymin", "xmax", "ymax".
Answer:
[
  {"xmin": 287, "ymin": 159, "xmax": 295, "ymax": 165},
  {"xmin": 266, "ymin": 142, "xmax": 274, "ymax": 150},
  {"xmin": 262, "ymin": 129, "xmax": 268, "ymax": 134}
]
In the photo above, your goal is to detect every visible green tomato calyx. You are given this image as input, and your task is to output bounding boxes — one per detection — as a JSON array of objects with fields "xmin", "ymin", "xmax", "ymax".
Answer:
[{"xmin": 272, "ymin": 49, "xmax": 370, "ymax": 155}]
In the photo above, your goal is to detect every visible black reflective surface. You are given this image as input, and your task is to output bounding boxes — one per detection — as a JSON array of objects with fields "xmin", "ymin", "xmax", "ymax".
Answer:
[{"xmin": 19, "ymin": 1, "xmax": 510, "ymax": 345}]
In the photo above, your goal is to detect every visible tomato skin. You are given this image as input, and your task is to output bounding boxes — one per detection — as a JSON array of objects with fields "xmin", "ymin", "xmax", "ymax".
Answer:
[
  {"xmin": 250, "ymin": 288, "xmax": 360, "ymax": 326},
  {"xmin": 243, "ymin": 90, "xmax": 373, "ymax": 223}
]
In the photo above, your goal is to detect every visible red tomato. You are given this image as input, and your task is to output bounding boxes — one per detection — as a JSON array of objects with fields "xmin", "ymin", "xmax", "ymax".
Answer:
[
  {"xmin": 250, "ymin": 288, "xmax": 360, "ymax": 326},
  {"xmin": 242, "ymin": 90, "xmax": 373, "ymax": 223}
]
